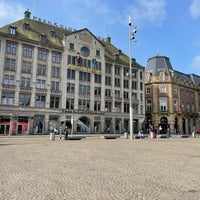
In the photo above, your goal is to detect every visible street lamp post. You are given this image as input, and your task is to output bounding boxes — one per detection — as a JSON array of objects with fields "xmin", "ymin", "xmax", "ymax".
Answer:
[{"xmin": 128, "ymin": 16, "xmax": 137, "ymax": 140}]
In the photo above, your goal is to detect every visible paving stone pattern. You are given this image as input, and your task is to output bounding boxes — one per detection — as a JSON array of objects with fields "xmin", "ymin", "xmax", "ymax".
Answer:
[{"xmin": 0, "ymin": 136, "xmax": 200, "ymax": 200}]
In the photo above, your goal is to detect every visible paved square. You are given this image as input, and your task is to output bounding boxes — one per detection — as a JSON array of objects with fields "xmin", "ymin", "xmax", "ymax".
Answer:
[{"xmin": 1, "ymin": 136, "xmax": 200, "ymax": 200}]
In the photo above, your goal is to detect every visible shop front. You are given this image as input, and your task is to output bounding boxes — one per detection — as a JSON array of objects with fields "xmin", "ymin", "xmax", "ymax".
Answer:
[{"xmin": 0, "ymin": 116, "xmax": 10, "ymax": 135}]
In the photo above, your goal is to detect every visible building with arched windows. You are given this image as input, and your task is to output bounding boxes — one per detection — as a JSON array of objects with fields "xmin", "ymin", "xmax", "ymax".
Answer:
[
  {"xmin": 0, "ymin": 10, "xmax": 145, "ymax": 135},
  {"xmin": 145, "ymin": 55, "xmax": 200, "ymax": 135}
]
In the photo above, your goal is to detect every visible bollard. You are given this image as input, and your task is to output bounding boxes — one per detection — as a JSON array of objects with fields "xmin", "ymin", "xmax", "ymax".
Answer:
[
  {"xmin": 50, "ymin": 131, "xmax": 55, "ymax": 141},
  {"xmin": 124, "ymin": 132, "xmax": 128, "ymax": 139}
]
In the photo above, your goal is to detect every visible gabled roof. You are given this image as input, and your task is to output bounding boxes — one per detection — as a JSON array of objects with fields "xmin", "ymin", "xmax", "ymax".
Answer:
[{"xmin": 0, "ymin": 11, "xmax": 144, "ymax": 69}]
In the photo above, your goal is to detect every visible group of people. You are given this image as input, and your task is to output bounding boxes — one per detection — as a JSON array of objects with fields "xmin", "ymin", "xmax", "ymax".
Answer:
[{"xmin": 53, "ymin": 127, "xmax": 70, "ymax": 140}]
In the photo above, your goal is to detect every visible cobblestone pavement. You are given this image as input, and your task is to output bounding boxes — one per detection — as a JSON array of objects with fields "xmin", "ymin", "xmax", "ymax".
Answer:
[{"xmin": 1, "ymin": 136, "xmax": 200, "ymax": 200}]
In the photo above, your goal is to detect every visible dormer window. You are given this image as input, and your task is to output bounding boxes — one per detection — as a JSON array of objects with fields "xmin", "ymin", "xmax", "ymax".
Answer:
[
  {"xmin": 114, "ymin": 53, "xmax": 119, "ymax": 61},
  {"xmin": 50, "ymin": 30, "xmax": 56, "ymax": 37},
  {"xmin": 40, "ymin": 33, "xmax": 47, "ymax": 44},
  {"xmin": 9, "ymin": 26, "xmax": 17, "ymax": 35},
  {"xmin": 96, "ymin": 50, "xmax": 100, "ymax": 56},
  {"xmin": 23, "ymin": 22, "xmax": 30, "ymax": 30}
]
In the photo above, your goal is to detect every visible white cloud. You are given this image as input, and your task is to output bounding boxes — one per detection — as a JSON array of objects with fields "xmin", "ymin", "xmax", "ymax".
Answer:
[
  {"xmin": 189, "ymin": 0, "xmax": 200, "ymax": 19},
  {"xmin": 124, "ymin": 0, "xmax": 167, "ymax": 26},
  {"xmin": 61, "ymin": 0, "xmax": 121, "ymax": 26},
  {"xmin": 0, "ymin": 0, "xmax": 25, "ymax": 26},
  {"xmin": 192, "ymin": 54, "xmax": 200, "ymax": 69}
]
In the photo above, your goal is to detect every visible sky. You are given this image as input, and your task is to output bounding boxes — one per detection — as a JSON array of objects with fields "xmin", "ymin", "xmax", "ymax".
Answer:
[{"xmin": 1, "ymin": 0, "xmax": 200, "ymax": 75}]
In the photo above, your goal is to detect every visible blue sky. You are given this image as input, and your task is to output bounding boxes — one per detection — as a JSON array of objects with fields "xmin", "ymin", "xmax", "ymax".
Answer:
[{"xmin": 1, "ymin": 0, "xmax": 200, "ymax": 75}]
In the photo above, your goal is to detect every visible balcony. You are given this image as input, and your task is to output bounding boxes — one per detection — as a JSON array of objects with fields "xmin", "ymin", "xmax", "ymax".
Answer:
[
  {"xmin": 159, "ymin": 110, "xmax": 169, "ymax": 115},
  {"xmin": 2, "ymin": 84, "xmax": 16, "ymax": 91},
  {"xmin": 51, "ymin": 89, "xmax": 61, "ymax": 94},
  {"xmin": 36, "ymin": 88, "xmax": 47, "ymax": 93},
  {"xmin": 20, "ymin": 86, "xmax": 32, "ymax": 92}
]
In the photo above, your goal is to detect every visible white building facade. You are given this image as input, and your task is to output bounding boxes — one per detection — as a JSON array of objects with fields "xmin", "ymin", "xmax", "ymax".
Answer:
[{"xmin": 0, "ymin": 10, "xmax": 145, "ymax": 135}]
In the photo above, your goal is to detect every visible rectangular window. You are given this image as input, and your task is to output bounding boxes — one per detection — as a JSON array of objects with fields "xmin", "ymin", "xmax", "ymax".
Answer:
[
  {"xmin": 6, "ymin": 42, "xmax": 17, "ymax": 55},
  {"xmin": 51, "ymin": 81, "xmax": 59, "ymax": 91},
  {"xmin": 67, "ymin": 83, "xmax": 75, "ymax": 93},
  {"xmin": 181, "ymin": 104, "xmax": 185, "ymax": 112},
  {"xmin": 50, "ymin": 96, "xmax": 60, "ymax": 108},
  {"xmin": 67, "ymin": 69, "xmax": 75, "ymax": 79},
  {"xmin": 67, "ymin": 55, "xmax": 76, "ymax": 65},
  {"xmin": 40, "ymin": 34, "xmax": 47, "ymax": 44},
  {"xmin": 146, "ymin": 99, "xmax": 152, "ymax": 113},
  {"xmin": 96, "ymin": 50, "xmax": 100, "ymax": 56},
  {"xmin": 140, "ymin": 93, "xmax": 143, "ymax": 101},
  {"xmin": 21, "ymin": 77, "xmax": 31, "ymax": 88},
  {"xmin": 132, "ymin": 69, "xmax": 137, "ymax": 78},
  {"xmin": 21, "ymin": 60, "xmax": 32, "ymax": 73},
  {"xmin": 105, "ymin": 101, "xmax": 112, "ymax": 112},
  {"xmin": 96, "ymin": 61, "xmax": 101, "ymax": 71},
  {"xmin": 23, "ymin": 46, "xmax": 33, "ymax": 58},
  {"xmin": 37, "ymin": 64, "xmax": 46, "ymax": 76},
  {"xmin": 133, "ymin": 104, "xmax": 138, "ymax": 114},
  {"xmin": 35, "ymin": 95, "xmax": 45, "ymax": 107},
  {"xmin": 115, "ymin": 90, "xmax": 120, "ymax": 98},
  {"xmin": 95, "ymin": 74, "xmax": 101, "ymax": 84},
  {"xmin": 38, "ymin": 49, "xmax": 47, "ymax": 61},
  {"xmin": 52, "ymin": 52, "xmax": 61, "ymax": 63},
  {"xmin": 173, "ymin": 87, "xmax": 177, "ymax": 94},
  {"xmin": 78, "ymin": 99, "xmax": 90, "ymax": 110},
  {"xmin": 105, "ymin": 63, "xmax": 112, "ymax": 74},
  {"xmin": 132, "ymin": 81, "xmax": 137, "ymax": 90},
  {"xmin": 159, "ymin": 86, "xmax": 166, "ymax": 93},
  {"xmin": 140, "ymin": 71, "xmax": 143, "ymax": 79},
  {"xmin": 36, "ymin": 79, "xmax": 46, "ymax": 88},
  {"xmin": 124, "ymin": 79, "xmax": 129, "ymax": 88},
  {"xmin": 146, "ymin": 87, "xmax": 151, "ymax": 94},
  {"xmin": 94, "ymin": 101, "xmax": 101, "ymax": 111},
  {"xmin": 79, "ymin": 85, "xmax": 90, "ymax": 95},
  {"xmin": 115, "ymin": 65, "xmax": 120, "ymax": 75},
  {"xmin": 9, "ymin": 27, "xmax": 17, "ymax": 35},
  {"xmin": 82, "ymin": 59, "xmax": 91, "ymax": 68},
  {"xmin": 105, "ymin": 76, "xmax": 111, "ymax": 86},
  {"xmin": 115, "ymin": 102, "xmax": 121, "ymax": 112},
  {"xmin": 3, "ymin": 74, "xmax": 14, "ymax": 85},
  {"xmin": 19, "ymin": 93, "xmax": 30, "ymax": 107},
  {"xmin": 132, "ymin": 92, "xmax": 137, "ymax": 100},
  {"xmin": 1, "ymin": 91, "xmax": 14, "ymax": 105},
  {"xmin": 115, "ymin": 78, "xmax": 120, "ymax": 87},
  {"xmin": 94, "ymin": 87, "xmax": 101, "ymax": 96},
  {"xmin": 66, "ymin": 98, "xmax": 74, "ymax": 109},
  {"xmin": 79, "ymin": 71, "xmax": 91, "ymax": 82},
  {"xmin": 160, "ymin": 98, "xmax": 167, "ymax": 112},
  {"xmin": 51, "ymin": 67, "xmax": 60, "ymax": 77},
  {"xmin": 105, "ymin": 89, "xmax": 111, "ymax": 97},
  {"xmin": 123, "ymin": 67, "xmax": 129, "ymax": 76},
  {"xmin": 173, "ymin": 99, "xmax": 178, "ymax": 112},
  {"xmin": 140, "ymin": 82, "xmax": 143, "ymax": 91},
  {"xmin": 124, "ymin": 91, "xmax": 129, "ymax": 99},
  {"xmin": 69, "ymin": 43, "xmax": 74, "ymax": 50},
  {"xmin": 124, "ymin": 103, "xmax": 129, "ymax": 113},
  {"xmin": 5, "ymin": 58, "xmax": 16, "ymax": 71}
]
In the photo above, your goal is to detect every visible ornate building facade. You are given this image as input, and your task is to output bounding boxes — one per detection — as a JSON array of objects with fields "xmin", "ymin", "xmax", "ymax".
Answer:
[
  {"xmin": 145, "ymin": 55, "xmax": 200, "ymax": 135},
  {"xmin": 0, "ymin": 10, "xmax": 145, "ymax": 135}
]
